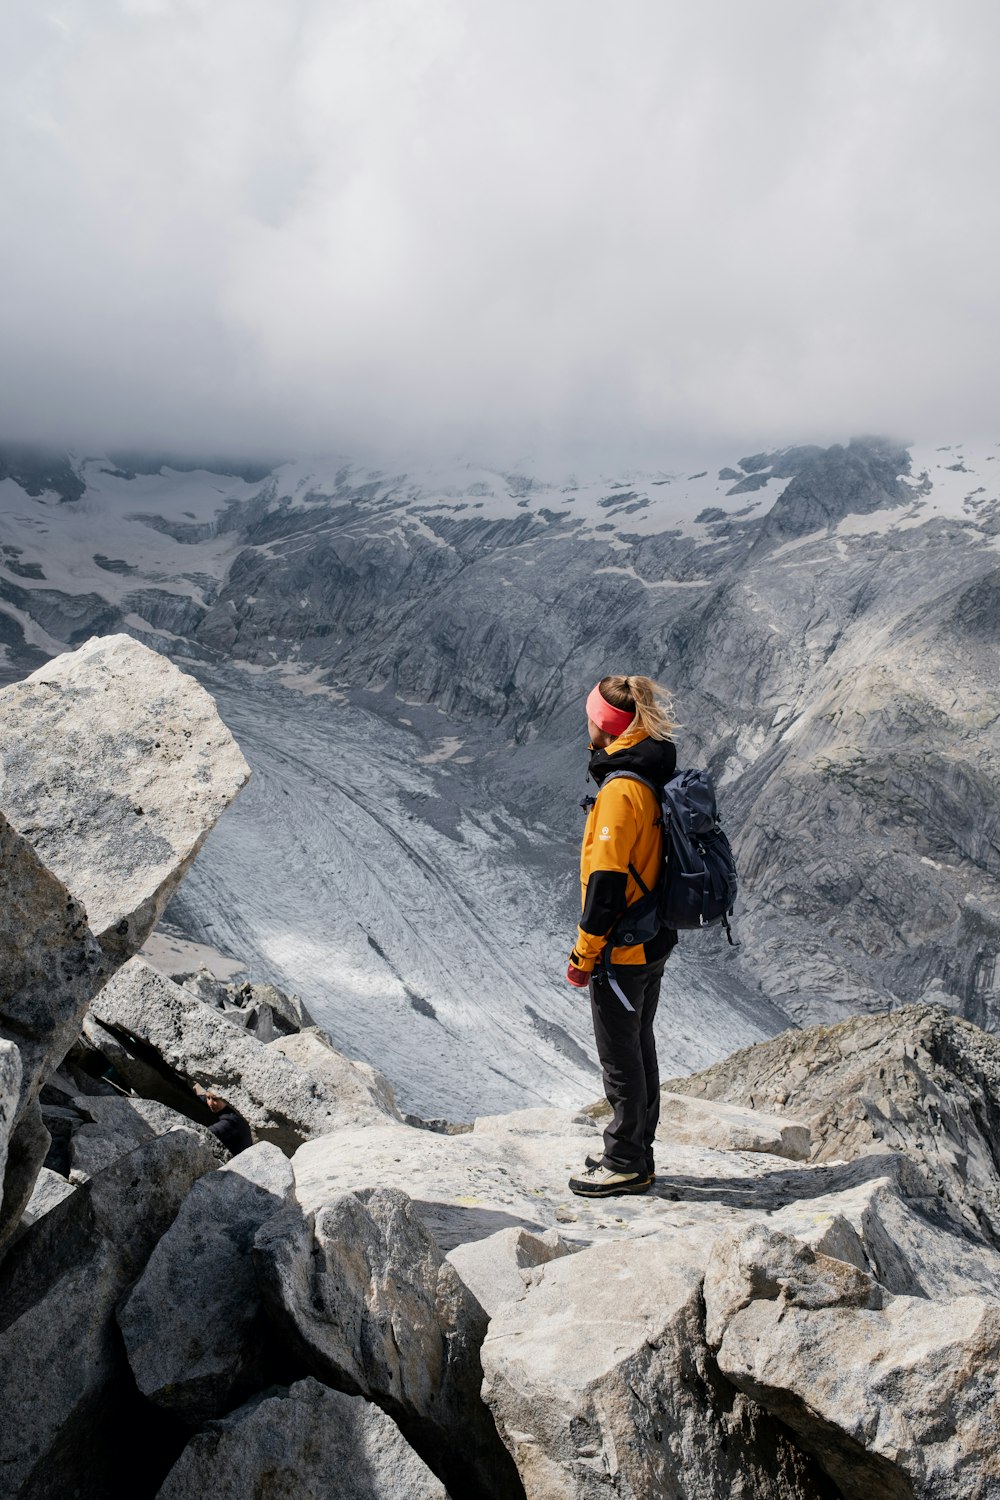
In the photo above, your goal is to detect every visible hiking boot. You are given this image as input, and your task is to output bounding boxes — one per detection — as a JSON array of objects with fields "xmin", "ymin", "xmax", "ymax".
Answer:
[
  {"xmin": 568, "ymin": 1162, "xmax": 653, "ymax": 1197},
  {"xmin": 585, "ymin": 1152, "xmax": 655, "ymax": 1182}
]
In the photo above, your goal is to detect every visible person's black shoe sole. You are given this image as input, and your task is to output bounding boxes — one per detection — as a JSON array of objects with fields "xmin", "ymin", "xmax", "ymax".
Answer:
[{"xmin": 568, "ymin": 1173, "xmax": 653, "ymax": 1198}]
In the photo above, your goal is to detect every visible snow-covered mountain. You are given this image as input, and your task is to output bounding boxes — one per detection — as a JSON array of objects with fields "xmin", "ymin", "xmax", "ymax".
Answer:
[{"xmin": 2, "ymin": 436, "xmax": 999, "ymax": 1116}]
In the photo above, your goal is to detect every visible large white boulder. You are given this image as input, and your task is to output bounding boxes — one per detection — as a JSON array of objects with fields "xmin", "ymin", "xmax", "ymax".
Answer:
[
  {"xmin": 704, "ymin": 1224, "xmax": 1000, "ymax": 1499},
  {"xmin": 481, "ymin": 1229, "xmax": 833, "ymax": 1500},
  {"xmin": 0, "ymin": 634, "xmax": 250, "ymax": 963},
  {"xmin": 446, "ymin": 1225, "xmax": 573, "ymax": 1316}
]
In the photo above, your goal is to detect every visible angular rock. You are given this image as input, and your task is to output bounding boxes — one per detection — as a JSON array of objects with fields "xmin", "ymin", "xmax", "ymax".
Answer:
[
  {"xmin": 16, "ymin": 1165, "xmax": 75, "ymax": 1232},
  {"xmin": 0, "ymin": 634, "xmax": 250, "ymax": 964},
  {"xmin": 270, "ymin": 1029, "xmax": 401, "ymax": 1124},
  {"xmin": 254, "ymin": 1186, "xmax": 523, "ymax": 1500},
  {"xmin": 663, "ymin": 1005, "xmax": 1000, "ymax": 1245},
  {"xmin": 78, "ymin": 1010, "xmax": 202, "ymax": 1118},
  {"xmin": 0, "ymin": 1099, "xmax": 51, "ymax": 1248},
  {"xmin": 473, "ymin": 1105, "xmax": 600, "ymax": 1138},
  {"xmin": 770, "ymin": 1161, "xmax": 1000, "ymax": 1301},
  {"xmin": 447, "ymin": 1225, "xmax": 572, "ymax": 1317},
  {"xmin": 156, "ymin": 1378, "xmax": 447, "ymax": 1500},
  {"xmin": 118, "ymin": 1142, "xmax": 295, "ymax": 1422},
  {"xmin": 704, "ymin": 1225, "xmax": 1000, "ymax": 1500},
  {"xmin": 91, "ymin": 958, "xmax": 398, "ymax": 1150},
  {"xmin": 0, "ymin": 809, "xmax": 106, "ymax": 1122},
  {"xmin": 0, "ymin": 1128, "xmax": 220, "ymax": 1497},
  {"xmin": 66, "ymin": 1093, "xmax": 222, "ymax": 1182},
  {"xmin": 703, "ymin": 1225, "xmax": 884, "ymax": 1349},
  {"xmin": 176, "ymin": 968, "xmax": 316, "ymax": 1042},
  {"xmin": 657, "ymin": 1091, "xmax": 811, "ymax": 1161},
  {"xmin": 0, "ymin": 1039, "xmax": 21, "ymax": 1205},
  {"xmin": 295, "ymin": 1110, "xmax": 984, "ymax": 1283},
  {"xmin": 481, "ymin": 1230, "xmax": 836, "ymax": 1500}
]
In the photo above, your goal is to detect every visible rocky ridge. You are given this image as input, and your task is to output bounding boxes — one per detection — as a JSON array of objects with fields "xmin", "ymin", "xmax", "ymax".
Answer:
[{"xmin": 1, "ymin": 636, "xmax": 999, "ymax": 1497}]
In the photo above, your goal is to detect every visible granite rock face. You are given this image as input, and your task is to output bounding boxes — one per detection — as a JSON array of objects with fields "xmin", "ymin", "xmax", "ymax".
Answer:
[
  {"xmin": 254, "ymin": 1186, "xmax": 524, "ymax": 1500},
  {"xmin": 15, "ymin": 1165, "xmax": 75, "ymax": 1233},
  {"xmin": 705, "ymin": 1225, "xmax": 1000, "ymax": 1500},
  {"xmin": 482, "ymin": 1230, "xmax": 835, "ymax": 1500},
  {"xmin": 156, "ymin": 1378, "xmax": 448, "ymax": 1500},
  {"xmin": 118, "ymin": 1142, "xmax": 295, "ymax": 1423},
  {"xmin": 0, "ymin": 634, "xmax": 250, "ymax": 963},
  {"xmin": 91, "ymin": 958, "xmax": 401, "ymax": 1150},
  {"xmin": 49, "ymin": 1093, "xmax": 213, "ymax": 1182},
  {"xmin": 0, "ymin": 810, "xmax": 106, "ymax": 1124},
  {"xmin": 0, "ymin": 1128, "xmax": 220, "ymax": 1498},
  {"xmin": 0, "ymin": 1039, "xmax": 21, "ymax": 1212},
  {"xmin": 655, "ymin": 1092, "xmax": 811, "ymax": 1159},
  {"xmin": 664, "ymin": 1004, "xmax": 1000, "ymax": 1245},
  {"xmin": 446, "ymin": 1225, "xmax": 572, "ymax": 1317}
]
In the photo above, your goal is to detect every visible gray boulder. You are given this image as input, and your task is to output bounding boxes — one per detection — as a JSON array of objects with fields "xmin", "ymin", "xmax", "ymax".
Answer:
[
  {"xmin": 176, "ymin": 968, "xmax": 316, "ymax": 1041},
  {"xmin": 768, "ymin": 1158, "xmax": 1000, "ymax": 1303},
  {"xmin": 270, "ymin": 1029, "xmax": 401, "ymax": 1122},
  {"xmin": 0, "ymin": 1128, "xmax": 220, "ymax": 1497},
  {"xmin": 66, "ymin": 1093, "xmax": 221, "ymax": 1182},
  {"xmin": 156, "ymin": 1378, "xmax": 447, "ymax": 1499},
  {"xmin": 663, "ymin": 1005, "xmax": 1000, "ymax": 1245},
  {"xmin": 254, "ymin": 1186, "xmax": 523, "ymax": 1500},
  {"xmin": 0, "ymin": 1098, "xmax": 52, "ymax": 1250},
  {"xmin": 0, "ymin": 810, "xmax": 106, "ymax": 1125},
  {"xmin": 118, "ymin": 1142, "xmax": 295, "ymax": 1422},
  {"xmin": 481, "ymin": 1229, "xmax": 834, "ymax": 1500},
  {"xmin": 91, "ymin": 958, "xmax": 399, "ymax": 1150},
  {"xmin": 656, "ymin": 1091, "xmax": 812, "ymax": 1160},
  {"xmin": 0, "ymin": 1039, "xmax": 21, "ymax": 1209},
  {"xmin": 447, "ymin": 1226, "xmax": 572, "ymax": 1318},
  {"xmin": 704, "ymin": 1224, "xmax": 1000, "ymax": 1499},
  {"xmin": 15, "ymin": 1165, "xmax": 75, "ymax": 1233},
  {"xmin": 0, "ymin": 633, "xmax": 250, "ymax": 964}
]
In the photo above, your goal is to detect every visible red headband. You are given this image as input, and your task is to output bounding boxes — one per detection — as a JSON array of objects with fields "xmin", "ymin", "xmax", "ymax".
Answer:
[{"xmin": 586, "ymin": 684, "xmax": 635, "ymax": 737}]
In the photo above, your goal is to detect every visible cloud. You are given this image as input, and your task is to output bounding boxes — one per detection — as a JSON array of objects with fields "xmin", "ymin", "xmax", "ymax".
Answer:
[{"xmin": 1, "ymin": 0, "xmax": 998, "ymax": 462}]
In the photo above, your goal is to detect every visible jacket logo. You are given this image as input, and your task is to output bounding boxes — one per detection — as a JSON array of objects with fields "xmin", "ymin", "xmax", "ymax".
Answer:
[{"xmin": 599, "ymin": 826, "xmax": 611, "ymax": 841}]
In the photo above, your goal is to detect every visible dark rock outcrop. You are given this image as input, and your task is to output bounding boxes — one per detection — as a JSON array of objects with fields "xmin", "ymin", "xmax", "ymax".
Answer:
[
  {"xmin": 118, "ymin": 1143, "xmax": 295, "ymax": 1423},
  {"xmin": 0, "ymin": 1130, "xmax": 221, "ymax": 1497},
  {"xmin": 155, "ymin": 1378, "xmax": 447, "ymax": 1499}
]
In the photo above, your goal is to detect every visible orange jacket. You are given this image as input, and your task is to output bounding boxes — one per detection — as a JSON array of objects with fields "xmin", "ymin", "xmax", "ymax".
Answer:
[{"xmin": 570, "ymin": 725, "xmax": 672, "ymax": 971}]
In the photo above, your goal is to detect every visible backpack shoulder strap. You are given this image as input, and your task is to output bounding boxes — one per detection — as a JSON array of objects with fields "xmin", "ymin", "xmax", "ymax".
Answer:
[
  {"xmin": 598, "ymin": 771, "xmax": 662, "ymax": 895},
  {"xmin": 599, "ymin": 770, "xmax": 660, "ymax": 795}
]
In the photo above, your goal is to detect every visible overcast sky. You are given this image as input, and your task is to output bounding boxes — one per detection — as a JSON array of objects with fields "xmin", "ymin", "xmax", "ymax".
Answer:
[{"xmin": 2, "ymin": 0, "xmax": 998, "ymax": 465}]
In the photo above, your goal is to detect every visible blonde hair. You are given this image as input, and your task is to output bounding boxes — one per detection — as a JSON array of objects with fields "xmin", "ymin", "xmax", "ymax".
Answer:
[{"xmin": 599, "ymin": 674, "xmax": 676, "ymax": 741}]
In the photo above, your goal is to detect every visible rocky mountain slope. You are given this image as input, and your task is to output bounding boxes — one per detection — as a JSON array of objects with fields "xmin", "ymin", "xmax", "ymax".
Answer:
[
  {"xmin": 1, "ymin": 437, "xmax": 999, "ymax": 1118},
  {"xmin": 1, "ymin": 636, "xmax": 999, "ymax": 1498}
]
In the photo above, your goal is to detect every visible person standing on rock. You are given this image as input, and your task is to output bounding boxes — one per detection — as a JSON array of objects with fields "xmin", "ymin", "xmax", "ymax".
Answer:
[{"xmin": 566, "ymin": 675, "xmax": 677, "ymax": 1197}]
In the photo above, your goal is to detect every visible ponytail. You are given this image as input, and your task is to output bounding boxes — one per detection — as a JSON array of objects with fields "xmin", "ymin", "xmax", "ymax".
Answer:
[{"xmin": 598, "ymin": 674, "xmax": 677, "ymax": 741}]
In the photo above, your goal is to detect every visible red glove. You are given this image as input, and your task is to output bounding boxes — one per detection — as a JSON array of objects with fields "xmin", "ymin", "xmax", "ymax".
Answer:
[{"xmin": 566, "ymin": 962, "xmax": 591, "ymax": 988}]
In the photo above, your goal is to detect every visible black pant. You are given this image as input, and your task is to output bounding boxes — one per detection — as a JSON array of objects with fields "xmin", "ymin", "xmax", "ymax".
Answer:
[{"xmin": 590, "ymin": 957, "xmax": 668, "ymax": 1174}]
